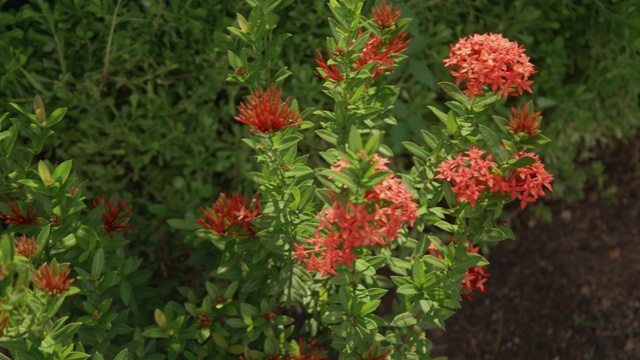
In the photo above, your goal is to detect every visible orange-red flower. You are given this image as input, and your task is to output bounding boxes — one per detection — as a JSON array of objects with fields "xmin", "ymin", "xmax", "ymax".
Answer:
[
  {"xmin": 460, "ymin": 244, "xmax": 490, "ymax": 300},
  {"xmin": 32, "ymin": 260, "xmax": 75, "ymax": 297},
  {"xmin": 14, "ymin": 235, "xmax": 38, "ymax": 260},
  {"xmin": 197, "ymin": 192, "xmax": 261, "ymax": 238},
  {"xmin": 444, "ymin": 33, "xmax": 536, "ymax": 100},
  {"xmin": 93, "ymin": 196, "xmax": 132, "ymax": 237},
  {"xmin": 293, "ymin": 155, "xmax": 418, "ymax": 277},
  {"xmin": 0, "ymin": 202, "xmax": 39, "ymax": 226},
  {"xmin": 353, "ymin": 32, "xmax": 411, "ymax": 78},
  {"xmin": 314, "ymin": 49, "xmax": 344, "ymax": 82},
  {"xmin": 508, "ymin": 102, "xmax": 542, "ymax": 137},
  {"xmin": 435, "ymin": 146, "xmax": 498, "ymax": 207},
  {"xmin": 234, "ymin": 84, "xmax": 302, "ymax": 134},
  {"xmin": 491, "ymin": 150, "xmax": 554, "ymax": 209},
  {"xmin": 371, "ymin": 0, "xmax": 401, "ymax": 29}
]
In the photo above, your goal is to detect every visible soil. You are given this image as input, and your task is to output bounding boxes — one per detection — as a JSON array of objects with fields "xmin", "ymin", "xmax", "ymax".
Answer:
[{"xmin": 430, "ymin": 138, "xmax": 640, "ymax": 360}]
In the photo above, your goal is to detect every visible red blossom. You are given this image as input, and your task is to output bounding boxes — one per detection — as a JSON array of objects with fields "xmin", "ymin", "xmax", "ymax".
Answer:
[
  {"xmin": 0, "ymin": 202, "xmax": 39, "ymax": 226},
  {"xmin": 314, "ymin": 49, "xmax": 345, "ymax": 82},
  {"xmin": 371, "ymin": 0, "xmax": 401, "ymax": 29},
  {"xmin": 435, "ymin": 146, "xmax": 498, "ymax": 207},
  {"xmin": 508, "ymin": 102, "xmax": 542, "ymax": 137},
  {"xmin": 443, "ymin": 33, "xmax": 536, "ymax": 100},
  {"xmin": 491, "ymin": 150, "xmax": 554, "ymax": 209},
  {"xmin": 32, "ymin": 260, "xmax": 75, "ymax": 297},
  {"xmin": 197, "ymin": 192, "xmax": 261, "ymax": 238},
  {"xmin": 286, "ymin": 338, "xmax": 328, "ymax": 360},
  {"xmin": 353, "ymin": 32, "xmax": 411, "ymax": 78},
  {"xmin": 14, "ymin": 235, "xmax": 38, "ymax": 260},
  {"xmin": 293, "ymin": 155, "xmax": 418, "ymax": 277},
  {"xmin": 357, "ymin": 345, "xmax": 391, "ymax": 360},
  {"xmin": 93, "ymin": 196, "xmax": 132, "ymax": 237},
  {"xmin": 234, "ymin": 84, "xmax": 302, "ymax": 134}
]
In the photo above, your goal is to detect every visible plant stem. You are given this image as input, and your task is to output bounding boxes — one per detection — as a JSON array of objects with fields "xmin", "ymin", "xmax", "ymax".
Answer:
[{"xmin": 103, "ymin": 0, "xmax": 124, "ymax": 78}]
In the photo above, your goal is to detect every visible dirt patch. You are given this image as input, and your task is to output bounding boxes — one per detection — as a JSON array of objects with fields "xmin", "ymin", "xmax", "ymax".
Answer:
[{"xmin": 430, "ymin": 138, "xmax": 640, "ymax": 360}]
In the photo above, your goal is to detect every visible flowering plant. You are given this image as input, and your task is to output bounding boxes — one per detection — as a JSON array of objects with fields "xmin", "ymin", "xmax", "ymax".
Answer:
[{"xmin": 0, "ymin": 1, "xmax": 553, "ymax": 359}]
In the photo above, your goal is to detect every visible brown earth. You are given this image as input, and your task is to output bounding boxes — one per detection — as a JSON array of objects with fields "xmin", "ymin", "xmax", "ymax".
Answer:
[{"xmin": 430, "ymin": 138, "xmax": 640, "ymax": 360}]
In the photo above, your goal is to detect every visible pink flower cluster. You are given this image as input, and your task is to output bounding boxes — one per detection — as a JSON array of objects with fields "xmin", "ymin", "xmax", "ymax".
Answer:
[
  {"xmin": 436, "ymin": 146, "xmax": 553, "ymax": 209},
  {"xmin": 293, "ymin": 155, "xmax": 418, "ymax": 277},
  {"xmin": 443, "ymin": 33, "xmax": 536, "ymax": 100}
]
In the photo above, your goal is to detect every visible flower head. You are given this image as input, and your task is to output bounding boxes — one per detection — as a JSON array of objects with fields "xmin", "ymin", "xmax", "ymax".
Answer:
[
  {"xmin": 197, "ymin": 192, "xmax": 261, "ymax": 238},
  {"xmin": 293, "ymin": 155, "xmax": 418, "ymax": 277},
  {"xmin": 460, "ymin": 244, "xmax": 490, "ymax": 300},
  {"xmin": 314, "ymin": 49, "xmax": 345, "ymax": 82},
  {"xmin": 0, "ymin": 202, "xmax": 39, "ymax": 226},
  {"xmin": 444, "ymin": 33, "xmax": 536, "ymax": 99},
  {"xmin": 234, "ymin": 84, "xmax": 302, "ymax": 134},
  {"xmin": 32, "ymin": 260, "xmax": 75, "ymax": 297},
  {"xmin": 15, "ymin": 235, "xmax": 38, "ymax": 260},
  {"xmin": 508, "ymin": 102, "xmax": 542, "ymax": 137},
  {"xmin": 353, "ymin": 32, "xmax": 411, "ymax": 78},
  {"xmin": 435, "ymin": 146, "xmax": 498, "ymax": 207},
  {"xmin": 492, "ymin": 150, "xmax": 554, "ymax": 209},
  {"xmin": 372, "ymin": 0, "xmax": 401, "ymax": 29},
  {"xmin": 93, "ymin": 196, "xmax": 132, "ymax": 237}
]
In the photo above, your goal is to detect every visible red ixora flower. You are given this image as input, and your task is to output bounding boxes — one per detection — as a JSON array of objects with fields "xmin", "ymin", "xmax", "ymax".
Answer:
[
  {"xmin": 314, "ymin": 49, "xmax": 345, "ymax": 82},
  {"xmin": 93, "ymin": 196, "xmax": 133, "ymax": 237},
  {"xmin": 353, "ymin": 31, "xmax": 411, "ymax": 78},
  {"xmin": 435, "ymin": 146, "xmax": 498, "ymax": 207},
  {"xmin": 0, "ymin": 202, "xmax": 39, "ymax": 226},
  {"xmin": 286, "ymin": 338, "xmax": 328, "ymax": 360},
  {"xmin": 32, "ymin": 260, "xmax": 75, "ymax": 297},
  {"xmin": 372, "ymin": 0, "xmax": 401, "ymax": 29},
  {"xmin": 491, "ymin": 150, "xmax": 554, "ymax": 209},
  {"xmin": 197, "ymin": 192, "xmax": 261, "ymax": 238},
  {"xmin": 508, "ymin": 102, "xmax": 542, "ymax": 138},
  {"xmin": 293, "ymin": 155, "xmax": 418, "ymax": 277},
  {"xmin": 234, "ymin": 84, "xmax": 302, "ymax": 134},
  {"xmin": 443, "ymin": 33, "xmax": 536, "ymax": 100},
  {"xmin": 14, "ymin": 235, "xmax": 38, "ymax": 260}
]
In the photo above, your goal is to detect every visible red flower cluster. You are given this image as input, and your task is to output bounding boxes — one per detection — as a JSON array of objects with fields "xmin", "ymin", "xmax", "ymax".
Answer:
[
  {"xmin": 93, "ymin": 196, "xmax": 132, "ymax": 237},
  {"xmin": 443, "ymin": 33, "xmax": 536, "ymax": 100},
  {"xmin": 314, "ymin": 49, "xmax": 345, "ymax": 82},
  {"xmin": 234, "ymin": 84, "xmax": 302, "ymax": 134},
  {"xmin": 372, "ymin": 0, "xmax": 401, "ymax": 29},
  {"xmin": 508, "ymin": 102, "xmax": 542, "ymax": 138},
  {"xmin": 197, "ymin": 192, "xmax": 261, "ymax": 238},
  {"xmin": 354, "ymin": 32, "xmax": 411, "ymax": 78},
  {"xmin": 435, "ymin": 146, "xmax": 498, "ymax": 207},
  {"xmin": 491, "ymin": 150, "xmax": 554, "ymax": 209},
  {"xmin": 293, "ymin": 155, "xmax": 418, "ymax": 277},
  {"xmin": 436, "ymin": 146, "xmax": 553, "ymax": 208},
  {"xmin": 0, "ymin": 202, "xmax": 39, "ymax": 226},
  {"xmin": 32, "ymin": 260, "xmax": 75, "ymax": 297},
  {"xmin": 428, "ymin": 242, "xmax": 490, "ymax": 301},
  {"xmin": 14, "ymin": 235, "xmax": 38, "ymax": 260}
]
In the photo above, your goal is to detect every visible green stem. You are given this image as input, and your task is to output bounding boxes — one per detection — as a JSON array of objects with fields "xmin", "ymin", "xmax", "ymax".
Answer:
[{"xmin": 40, "ymin": 0, "xmax": 66, "ymax": 74}]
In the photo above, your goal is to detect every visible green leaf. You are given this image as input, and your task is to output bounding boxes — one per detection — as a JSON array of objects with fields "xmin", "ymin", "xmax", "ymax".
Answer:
[
  {"xmin": 364, "ymin": 131, "xmax": 383, "ymax": 154},
  {"xmin": 402, "ymin": 141, "xmax": 429, "ymax": 161},
  {"xmin": 358, "ymin": 300, "xmax": 380, "ymax": 316},
  {"xmin": 212, "ymin": 332, "xmax": 229, "ymax": 350},
  {"xmin": 507, "ymin": 155, "xmax": 537, "ymax": 169},
  {"xmin": 479, "ymin": 125, "xmax": 508, "ymax": 162},
  {"xmin": 319, "ymin": 169, "xmax": 359, "ymax": 190},
  {"xmin": 315, "ymin": 129, "xmax": 338, "ymax": 145},
  {"xmin": 390, "ymin": 312, "xmax": 418, "ymax": 327},
  {"xmin": 45, "ymin": 108, "xmax": 67, "ymax": 128},
  {"xmin": 427, "ymin": 106, "xmax": 448, "ymax": 124},
  {"xmin": 154, "ymin": 309, "xmax": 171, "ymax": 333},
  {"xmin": 438, "ymin": 82, "xmax": 469, "ymax": 106},
  {"xmin": 142, "ymin": 327, "xmax": 169, "ymax": 338},
  {"xmin": 38, "ymin": 160, "xmax": 54, "ymax": 187},
  {"xmin": 113, "ymin": 349, "xmax": 129, "ymax": 360},
  {"xmin": 52, "ymin": 160, "xmax": 73, "ymax": 184},
  {"xmin": 445, "ymin": 111, "xmax": 458, "ymax": 135},
  {"xmin": 91, "ymin": 248, "xmax": 104, "ymax": 278},
  {"xmin": 396, "ymin": 285, "xmax": 419, "ymax": 295},
  {"xmin": 167, "ymin": 218, "xmax": 199, "ymax": 230},
  {"xmin": 347, "ymin": 126, "xmax": 363, "ymax": 151}
]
